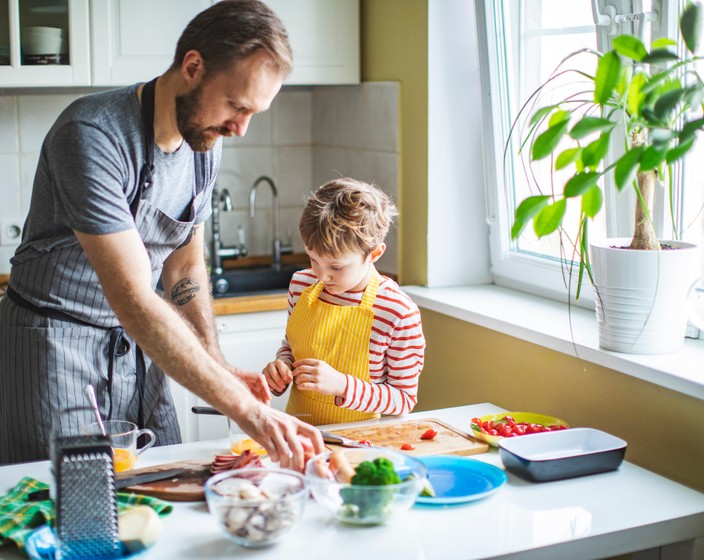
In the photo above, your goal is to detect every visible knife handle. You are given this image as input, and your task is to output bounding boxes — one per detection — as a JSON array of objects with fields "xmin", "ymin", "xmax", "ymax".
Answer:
[{"xmin": 191, "ymin": 406, "xmax": 224, "ymax": 415}]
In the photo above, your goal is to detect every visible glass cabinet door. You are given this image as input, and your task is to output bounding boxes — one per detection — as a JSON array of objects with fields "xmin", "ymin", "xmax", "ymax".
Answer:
[
  {"xmin": 0, "ymin": 0, "xmax": 89, "ymax": 86},
  {"xmin": 18, "ymin": 0, "xmax": 70, "ymax": 66}
]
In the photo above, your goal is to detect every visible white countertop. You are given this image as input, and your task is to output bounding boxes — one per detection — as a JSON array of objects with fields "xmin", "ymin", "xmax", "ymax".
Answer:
[{"xmin": 2, "ymin": 404, "xmax": 703, "ymax": 560}]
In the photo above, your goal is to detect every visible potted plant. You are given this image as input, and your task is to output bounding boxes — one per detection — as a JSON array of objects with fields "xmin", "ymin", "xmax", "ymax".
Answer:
[{"xmin": 509, "ymin": 2, "xmax": 704, "ymax": 354}]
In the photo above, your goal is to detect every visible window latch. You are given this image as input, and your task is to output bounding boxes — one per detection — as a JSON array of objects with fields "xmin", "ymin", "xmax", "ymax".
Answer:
[{"xmin": 591, "ymin": 0, "xmax": 658, "ymax": 37}]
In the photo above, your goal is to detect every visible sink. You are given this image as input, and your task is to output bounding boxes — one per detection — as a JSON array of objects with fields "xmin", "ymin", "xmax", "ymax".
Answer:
[{"xmin": 211, "ymin": 264, "xmax": 301, "ymax": 298}]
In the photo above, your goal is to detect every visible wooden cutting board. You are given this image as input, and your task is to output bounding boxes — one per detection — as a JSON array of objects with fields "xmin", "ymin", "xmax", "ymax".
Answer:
[
  {"xmin": 327, "ymin": 418, "xmax": 488, "ymax": 457},
  {"xmin": 116, "ymin": 459, "xmax": 212, "ymax": 502}
]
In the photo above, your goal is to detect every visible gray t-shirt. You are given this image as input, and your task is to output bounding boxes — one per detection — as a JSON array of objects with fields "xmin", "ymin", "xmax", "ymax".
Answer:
[{"xmin": 12, "ymin": 83, "xmax": 219, "ymax": 265}]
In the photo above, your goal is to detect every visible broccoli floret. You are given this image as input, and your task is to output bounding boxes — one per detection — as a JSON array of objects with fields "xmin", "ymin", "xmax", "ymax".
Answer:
[{"xmin": 340, "ymin": 458, "xmax": 402, "ymax": 523}]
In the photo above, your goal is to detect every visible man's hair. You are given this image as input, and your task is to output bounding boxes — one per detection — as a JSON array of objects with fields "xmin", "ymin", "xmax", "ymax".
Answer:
[
  {"xmin": 171, "ymin": 0, "xmax": 292, "ymax": 76},
  {"xmin": 300, "ymin": 178, "xmax": 398, "ymax": 258}
]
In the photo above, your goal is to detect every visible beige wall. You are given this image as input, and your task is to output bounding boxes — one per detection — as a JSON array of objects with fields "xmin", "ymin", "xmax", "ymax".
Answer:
[
  {"xmin": 417, "ymin": 309, "xmax": 704, "ymax": 493},
  {"xmin": 360, "ymin": 0, "xmax": 428, "ymax": 286}
]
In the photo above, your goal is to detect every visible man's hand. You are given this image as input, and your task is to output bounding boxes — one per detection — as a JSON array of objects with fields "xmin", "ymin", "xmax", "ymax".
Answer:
[
  {"xmin": 291, "ymin": 358, "xmax": 347, "ymax": 397},
  {"xmin": 223, "ymin": 364, "xmax": 271, "ymax": 405},
  {"xmin": 237, "ymin": 406, "xmax": 325, "ymax": 472},
  {"xmin": 262, "ymin": 359, "xmax": 293, "ymax": 396}
]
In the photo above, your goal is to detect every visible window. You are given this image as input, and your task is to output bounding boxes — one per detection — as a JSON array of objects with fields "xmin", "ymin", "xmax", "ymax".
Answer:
[{"xmin": 481, "ymin": 0, "xmax": 704, "ymax": 305}]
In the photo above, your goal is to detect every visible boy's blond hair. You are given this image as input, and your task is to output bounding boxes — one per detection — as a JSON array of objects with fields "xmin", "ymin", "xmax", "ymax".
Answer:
[{"xmin": 300, "ymin": 178, "xmax": 398, "ymax": 258}]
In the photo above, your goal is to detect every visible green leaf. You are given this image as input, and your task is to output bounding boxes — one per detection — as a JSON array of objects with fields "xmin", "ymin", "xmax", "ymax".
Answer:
[
  {"xmin": 641, "ymin": 48, "xmax": 680, "ymax": 64},
  {"xmin": 581, "ymin": 133, "xmax": 611, "ymax": 168},
  {"xmin": 569, "ymin": 117, "xmax": 614, "ymax": 140},
  {"xmin": 679, "ymin": 117, "xmax": 704, "ymax": 143},
  {"xmin": 529, "ymin": 105, "xmax": 558, "ymax": 127},
  {"xmin": 653, "ymin": 87, "xmax": 685, "ymax": 120},
  {"xmin": 511, "ymin": 195, "xmax": 550, "ymax": 239},
  {"xmin": 581, "ymin": 185, "xmax": 604, "ymax": 218},
  {"xmin": 555, "ymin": 147, "xmax": 582, "ymax": 170},
  {"xmin": 614, "ymin": 146, "xmax": 644, "ymax": 191},
  {"xmin": 531, "ymin": 118, "xmax": 570, "ymax": 160},
  {"xmin": 594, "ymin": 51, "xmax": 622, "ymax": 105},
  {"xmin": 534, "ymin": 199, "xmax": 567, "ymax": 238},
  {"xmin": 640, "ymin": 145, "xmax": 668, "ymax": 171},
  {"xmin": 683, "ymin": 83, "xmax": 704, "ymax": 109},
  {"xmin": 652, "ymin": 37, "xmax": 677, "ymax": 49},
  {"xmin": 681, "ymin": 1, "xmax": 703, "ymax": 54},
  {"xmin": 613, "ymin": 34, "xmax": 648, "ymax": 60},
  {"xmin": 627, "ymin": 72, "xmax": 647, "ymax": 117},
  {"xmin": 548, "ymin": 109, "xmax": 570, "ymax": 127},
  {"xmin": 666, "ymin": 138, "xmax": 695, "ymax": 163},
  {"xmin": 564, "ymin": 172, "xmax": 601, "ymax": 197}
]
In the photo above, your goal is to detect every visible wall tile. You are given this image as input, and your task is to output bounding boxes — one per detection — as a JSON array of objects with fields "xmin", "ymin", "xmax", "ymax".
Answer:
[
  {"xmin": 217, "ymin": 146, "xmax": 275, "ymax": 209},
  {"xmin": 19, "ymin": 152, "xmax": 40, "ymax": 214},
  {"xmin": 273, "ymin": 88, "xmax": 313, "ymax": 146},
  {"xmin": 18, "ymin": 94, "xmax": 81, "ymax": 153},
  {"xmin": 274, "ymin": 146, "xmax": 313, "ymax": 207},
  {"xmin": 0, "ymin": 154, "xmax": 21, "ymax": 218},
  {"xmin": 312, "ymin": 86, "xmax": 342, "ymax": 146},
  {"xmin": 364, "ymin": 82, "xmax": 399, "ymax": 153},
  {"xmin": 0, "ymin": 97, "xmax": 18, "ymax": 153}
]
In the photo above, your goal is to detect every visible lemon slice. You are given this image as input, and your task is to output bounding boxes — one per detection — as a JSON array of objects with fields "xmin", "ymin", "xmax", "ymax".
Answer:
[{"xmin": 420, "ymin": 478, "xmax": 436, "ymax": 498}]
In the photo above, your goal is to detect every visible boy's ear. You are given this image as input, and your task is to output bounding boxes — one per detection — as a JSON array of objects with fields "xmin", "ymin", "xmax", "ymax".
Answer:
[{"xmin": 369, "ymin": 243, "xmax": 386, "ymax": 263}]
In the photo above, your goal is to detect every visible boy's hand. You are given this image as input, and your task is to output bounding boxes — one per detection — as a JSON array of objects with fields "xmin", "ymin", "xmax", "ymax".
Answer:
[
  {"xmin": 291, "ymin": 358, "xmax": 347, "ymax": 397},
  {"xmin": 263, "ymin": 359, "xmax": 293, "ymax": 395}
]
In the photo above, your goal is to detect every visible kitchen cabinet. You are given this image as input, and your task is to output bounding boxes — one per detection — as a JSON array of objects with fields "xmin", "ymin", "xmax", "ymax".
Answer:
[
  {"xmin": 90, "ymin": 0, "xmax": 210, "ymax": 86},
  {"xmin": 1, "ymin": 0, "xmax": 359, "ymax": 88},
  {"xmin": 168, "ymin": 310, "xmax": 289, "ymax": 443},
  {"xmin": 0, "ymin": 0, "xmax": 90, "ymax": 87},
  {"xmin": 266, "ymin": 0, "xmax": 360, "ymax": 85}
]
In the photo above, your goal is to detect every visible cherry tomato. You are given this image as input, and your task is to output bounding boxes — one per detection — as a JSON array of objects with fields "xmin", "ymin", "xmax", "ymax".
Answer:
[
  {"xmin": 358, "ymin": 440, "xmax": 372, "ymax": 446},
  {"xmin": 400, "ymin": 442, "xmax": 415, "ymax": 450},
  {"xmin": 420, "ymin": 428, "xmax": 438, "ymax": 440}
]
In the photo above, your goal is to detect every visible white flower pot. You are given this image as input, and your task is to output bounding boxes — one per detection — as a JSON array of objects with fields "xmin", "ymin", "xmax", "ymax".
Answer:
[{"xmin": 589, "ymin": 238, "xmax": 701, "ymax": 354}]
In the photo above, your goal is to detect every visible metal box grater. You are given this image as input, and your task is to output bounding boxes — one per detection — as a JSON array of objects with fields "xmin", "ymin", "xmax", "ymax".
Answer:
[{"xmin": 52, "ymin": 434, "xmax": 121, "ymax": 559}]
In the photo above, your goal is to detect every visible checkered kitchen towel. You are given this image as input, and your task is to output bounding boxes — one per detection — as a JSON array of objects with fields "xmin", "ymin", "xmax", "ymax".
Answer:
[{"xmin": 0, "ymin": 477, "xmax": 173, "ymax": 550}]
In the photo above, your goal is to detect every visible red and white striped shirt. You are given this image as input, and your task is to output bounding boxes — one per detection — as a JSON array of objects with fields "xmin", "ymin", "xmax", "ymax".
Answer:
[{"xmin": 277, "ymin": 269, "xmax": 425, "ymax": 416}]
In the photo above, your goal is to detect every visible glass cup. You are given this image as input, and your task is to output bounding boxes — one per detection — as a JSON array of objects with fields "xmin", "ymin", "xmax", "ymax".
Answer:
[
  {"xmin": 83, "ymin": 420, "xmax": 155, "ymax": 472},
  {"xmin": 227, "ymin": 419, "xmax": 267, "ymax": 456}
]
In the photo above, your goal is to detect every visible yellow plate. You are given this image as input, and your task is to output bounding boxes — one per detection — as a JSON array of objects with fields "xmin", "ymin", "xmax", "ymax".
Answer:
[{"xmin": 470, "ymin": 412, "xmax": 569, "ymax": 447}]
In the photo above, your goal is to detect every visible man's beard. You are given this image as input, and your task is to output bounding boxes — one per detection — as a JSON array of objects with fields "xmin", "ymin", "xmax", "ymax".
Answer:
[{"xmin": 175, "ymin": 82, "xmax": 233, "ymax": 152}]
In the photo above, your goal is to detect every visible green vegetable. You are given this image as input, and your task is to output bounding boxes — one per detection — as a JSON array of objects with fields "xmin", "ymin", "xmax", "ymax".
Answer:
[{"xmin": 339, "ymin": 458, "xmax": 401, "ymax": 522}]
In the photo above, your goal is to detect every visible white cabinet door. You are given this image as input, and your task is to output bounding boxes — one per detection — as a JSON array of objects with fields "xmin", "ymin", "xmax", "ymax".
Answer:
[
  {"xmin": 90, "ymin": 0, "xmax": 210, "ymax": 86},
  {"xmin": 0, "ymin": 0, "xmax": 90, "ymax": 87},
  {"xmin": 169, "ymin": 310, "xmax": 289, "ymax": 443},
  {"xmin": 267, "ymin": 0, "xmax": 359, "ymax": 85}
]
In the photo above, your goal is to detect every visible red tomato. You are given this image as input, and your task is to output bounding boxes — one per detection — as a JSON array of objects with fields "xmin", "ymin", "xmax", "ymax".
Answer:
[
  {"xmin": 358, "ymin": 440, "xmax": 372, "ymax": 446},
  {"xmin": 420, "ymin": 428, "xmax": 438, "ymax": 440},
  {"xmin": 400, "ymin": 442, "xmax": 415, "ymax": 451}
]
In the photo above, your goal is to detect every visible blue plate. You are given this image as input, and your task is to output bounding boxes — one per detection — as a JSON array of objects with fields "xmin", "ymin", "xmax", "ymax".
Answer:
[
  {"xmin": 416, "ymin": 456, "xmax": 507, "ymax": 505},
  {"xmin": 25, "ymin": 525, "xmax": 147, "ymax": 560}
]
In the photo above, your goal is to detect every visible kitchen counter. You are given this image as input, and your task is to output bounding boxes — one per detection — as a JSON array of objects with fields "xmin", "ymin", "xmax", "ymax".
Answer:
[{"xmin": 1, "ymin": 404, "xmax": 703, "ymax": 560}]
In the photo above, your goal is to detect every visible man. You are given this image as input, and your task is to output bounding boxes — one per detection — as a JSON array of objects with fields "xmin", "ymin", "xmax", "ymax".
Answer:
[{"xmin": 0, "ymin": 0, "xmax": 323, "ymax": 469}]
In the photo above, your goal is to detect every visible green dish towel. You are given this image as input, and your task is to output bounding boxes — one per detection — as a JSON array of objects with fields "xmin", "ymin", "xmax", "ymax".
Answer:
[{"xmin": 0, "ymin": 476, "xmax": 173, "ymax": 551}]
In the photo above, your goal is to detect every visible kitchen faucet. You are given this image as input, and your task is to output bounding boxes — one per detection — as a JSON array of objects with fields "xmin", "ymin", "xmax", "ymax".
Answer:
[
  {"xmin": 210, "ymin": 185, "xmax": 247, "ymax": 274},
  {"xmin": 249, "ymin": 175, "xmax": 292, "ymax": 271}
]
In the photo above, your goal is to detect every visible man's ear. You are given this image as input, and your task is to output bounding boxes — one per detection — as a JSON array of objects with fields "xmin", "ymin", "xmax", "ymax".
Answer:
[
  {"xmin": 369, "ymin": 243, "xmax": 386, "ymax": 263},
  {"xmin": 181, "ymin": 50, "xmax": 206, "ymax": 84}
]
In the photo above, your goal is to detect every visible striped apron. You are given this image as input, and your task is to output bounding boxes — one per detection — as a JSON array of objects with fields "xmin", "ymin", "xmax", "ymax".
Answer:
[
  {"xmin": 0, "ymin": 79, "xmax": 204, "ymax": 464},
  {"xmin": 285, "ymin": 272, "xmax": 381, "ymax": 425}
]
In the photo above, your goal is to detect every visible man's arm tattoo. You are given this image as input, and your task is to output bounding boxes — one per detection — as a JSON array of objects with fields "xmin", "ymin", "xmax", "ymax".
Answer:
[{"xmin": 172, "ymin": 277, "xmax": 200, "ymax": 306}]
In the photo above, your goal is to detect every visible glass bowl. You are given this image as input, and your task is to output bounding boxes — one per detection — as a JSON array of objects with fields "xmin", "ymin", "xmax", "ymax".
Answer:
[
  {"xmin": 305, "ymin": 448, "xmax": 427, "ymax": 525},
  {"xmin": 204, "ymin": 467, "xmax": 308, "ymax": 548}
]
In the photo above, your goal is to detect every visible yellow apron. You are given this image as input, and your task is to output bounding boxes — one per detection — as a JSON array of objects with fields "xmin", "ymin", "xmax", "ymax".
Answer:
[{"xmin": 285, "ymin": 272, "xmax": 381, "ymax": 425}]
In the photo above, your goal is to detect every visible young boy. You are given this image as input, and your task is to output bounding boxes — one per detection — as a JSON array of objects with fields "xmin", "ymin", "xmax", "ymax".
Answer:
[{"xmin": 263, "ymin": 178, "xmax": 425, "ymax": 425}]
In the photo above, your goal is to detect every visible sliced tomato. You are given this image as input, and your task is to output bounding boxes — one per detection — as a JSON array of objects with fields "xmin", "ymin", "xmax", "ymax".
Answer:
[
  {"xmin": 420, "ymin": 428, "xmax": 438, "ymax": 440},
  {"xmin": 400, "ymin": 442, "xmax": 415, "ymax": 450}
]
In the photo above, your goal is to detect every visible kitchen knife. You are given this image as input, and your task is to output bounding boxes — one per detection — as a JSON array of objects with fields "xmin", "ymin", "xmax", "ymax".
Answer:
[
  {"xmin": 320, "ymin": 431, "xmax": 377, "ymax": 448},
  {"xmin": 27, "ymin": 467, "xmax": 189, "ymax": 501},
  {"xmin": 191, "ymin": 406, "xmax": 311, "ymax": 418}
]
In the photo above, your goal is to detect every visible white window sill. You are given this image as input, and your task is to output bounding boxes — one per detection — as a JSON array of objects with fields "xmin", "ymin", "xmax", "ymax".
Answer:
[{"xmin": 404, "ymin": 284, "xmax": 704, "ymax": 402}]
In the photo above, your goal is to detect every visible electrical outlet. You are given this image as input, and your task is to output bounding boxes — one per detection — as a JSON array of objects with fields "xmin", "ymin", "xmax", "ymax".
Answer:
[{"xmin": 0, "ymin": 217, "xmax": 23, "ymax": 247}]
